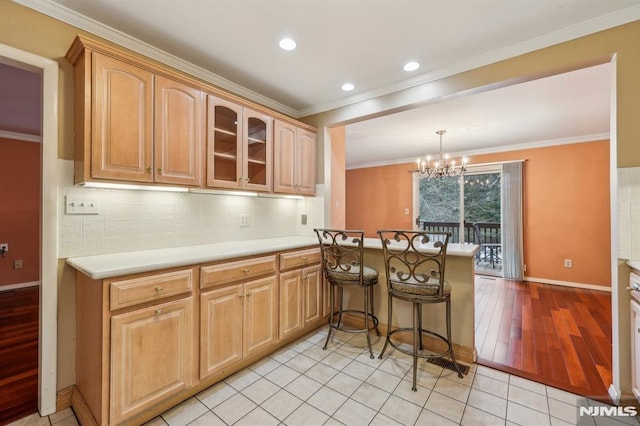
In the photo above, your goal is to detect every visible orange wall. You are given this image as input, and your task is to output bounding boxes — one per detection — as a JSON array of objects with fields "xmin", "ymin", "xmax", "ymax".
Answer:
[
  {"xmin": 346, "ymin": 140, "xmax": 611, "ymax": 287},
  {"xmin": 346, "ymin": 162, "xmax": 414, "ymax": 237},
  {"xmin": 0, "ymin": 137, "xmax": 40, "ymax": 286}
]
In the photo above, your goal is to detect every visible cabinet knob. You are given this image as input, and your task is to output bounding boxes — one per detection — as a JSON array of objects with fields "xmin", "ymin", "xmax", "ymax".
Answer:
[
  {"xmin": 147, "ymin": 166, "xmax": 152, "ymax": 174},
  {"xmin": 246, "ymin": 178, "xmax": 250, "ymax": 183},
  {"xmin": 243, "ymin": 268, "xmax": 250, "ymax": 273},
  {"xmin": 302, "ymin": 257, "xmax": 308, "ymax": 262},
  {"xmin": 155, "ymin": 286, "xmax": 164, "ymax": 292},
  {"xmin": 158, "ymin": 167, "xmax": 164, "ymax": 175},
  {"xmin": 155, "ymin": 309, "xmax": 163, "ymax": 315}
]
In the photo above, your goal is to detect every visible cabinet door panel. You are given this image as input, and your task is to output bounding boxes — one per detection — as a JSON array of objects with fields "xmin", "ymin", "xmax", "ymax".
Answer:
[
  {"xmin": 273, "ymin": 120, "xmax": 297, "ymax": 194},
  {"xmin": 154, "ymin": 75, "xmax": 204, "ymax": 186},
  {"xmin": 244, "ymin": 276, "xmax": 278, "ymax": 356},
  {"xmin": 279, "ymin": 270, "xmax": 302, "ymax": 339},
  {"xmin": 110, "ymin": 297, "xmax": 193, "ymax": 425},
  {"xmin": 92, "ymin": 53, "xmax": 153, "ymax": 182},
  {"xmin": 207, "ymin": 96, "xmax": 243, "ymax": 189},
  {"xmin": 303, "ymin": 265, "xmax": 322, "ymax": 325},
  {"xmin": 200, "ymin": 285, "xmax": 243, "ymax": 379},
  {"xmin": 297, "ymin": 129, "xmax": 316, "ymax": 195},
  {"xmin": 632, "ymin": 300, "xmax": 640, "ymax": 400},
  {"xmin": 243, "ymin": 109, "xmax": 273, "ymax": 192}
]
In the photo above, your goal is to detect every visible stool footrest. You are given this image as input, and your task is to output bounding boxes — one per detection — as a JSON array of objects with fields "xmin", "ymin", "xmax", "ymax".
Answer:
[{"xmin": 384, "ymin": 327, "xmax": 451, "ymax": 359}]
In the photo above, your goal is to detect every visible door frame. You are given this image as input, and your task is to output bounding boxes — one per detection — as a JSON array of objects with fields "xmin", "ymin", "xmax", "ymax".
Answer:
[{"xmin": 0, "ymin": 43, "xmax": 59, "ymax": 415}]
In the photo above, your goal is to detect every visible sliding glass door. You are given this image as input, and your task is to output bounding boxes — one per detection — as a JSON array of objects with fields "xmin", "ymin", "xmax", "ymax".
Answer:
[{"xmin": 416, "ymin": 166, "xmax": 502, "ymax": 275}]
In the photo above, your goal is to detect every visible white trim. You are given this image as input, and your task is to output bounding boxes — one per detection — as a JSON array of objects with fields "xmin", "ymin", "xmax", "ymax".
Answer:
[
  {"xmin": 0, "ymin": 281, "xmax": 40, "ymax": 291},
  {"xmin": 524, "ymin": 276, "xmax": 611, "ymax": 292},
  {"xmin": 0, "ymin": 130, "xmax": 41, "ymax": 143},
  {"xmin": 298, "ymin": 5, "xmax": 640, "ymax": 117},
  {"xmin": 12, "ymin": 0, "xmax": 297, "ymax": 118},
  {"xmin": 0, "ymin": 41, "xmax": 59, "ymax": 416},
  {"xmin": 346, "ymin": 132, "xmax": 609, "ymax": 170}
]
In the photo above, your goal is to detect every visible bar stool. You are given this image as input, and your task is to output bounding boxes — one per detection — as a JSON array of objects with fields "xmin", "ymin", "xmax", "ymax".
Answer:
[
  {"xmin": 314, "ymin": 228, "xmax": 380, "ymax": 358},
  {"xmin": 377, "ymin": 229, "xmax": 465, "ymax": 391}
]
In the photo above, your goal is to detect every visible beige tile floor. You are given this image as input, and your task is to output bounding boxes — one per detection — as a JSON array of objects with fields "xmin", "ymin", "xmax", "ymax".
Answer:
[{"xmin": 10, "ymin": 328, "xmax": 640, "ymax": 426}]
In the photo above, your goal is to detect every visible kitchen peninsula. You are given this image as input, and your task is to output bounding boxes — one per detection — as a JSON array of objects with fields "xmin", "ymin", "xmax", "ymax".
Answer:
[{"xmin": 67, "ymin": 235, "xmax": 478, "ymax": 425}]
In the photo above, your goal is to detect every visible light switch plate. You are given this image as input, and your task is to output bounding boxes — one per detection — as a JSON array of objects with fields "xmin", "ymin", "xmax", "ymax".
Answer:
[{"xmin": 65, "ymin": 196, "xmax": 100, "ymax": 215}]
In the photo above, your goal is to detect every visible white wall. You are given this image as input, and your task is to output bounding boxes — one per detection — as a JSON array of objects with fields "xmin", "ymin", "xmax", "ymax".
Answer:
[{"xmin": 57, "ymin": 159, "xmax": 323, "ymax": 258}]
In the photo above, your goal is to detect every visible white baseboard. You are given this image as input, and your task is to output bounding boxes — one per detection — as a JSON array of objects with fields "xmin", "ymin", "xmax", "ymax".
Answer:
[
  {"xmin": 523, "ymin": 276, "xmax": 611, "ymax": 292},
  {"xmin": 0, "ymin": 281, "xmax": 40, "ymax": 292}
]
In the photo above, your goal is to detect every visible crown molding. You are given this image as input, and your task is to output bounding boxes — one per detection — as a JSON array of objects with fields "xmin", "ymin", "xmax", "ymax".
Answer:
[
  {"xmin": 12, "ymin": 0, "xmax": 298, "ymax": 117},
  {"xmin": 346, "ymin": 132, "xmax": 610, "ymax": 170},
  {"xmin": 298, "ymin": 5, "xmax": 640, "ymax": 118}
]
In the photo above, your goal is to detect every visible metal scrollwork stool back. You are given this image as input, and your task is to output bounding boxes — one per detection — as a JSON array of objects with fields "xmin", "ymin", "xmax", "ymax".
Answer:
[
  {"xmin": 314, "ymin": 228, "xmax": 381, "ymax": 358},
  {"xmin": 377, "ymin": 230, "xmax": 465, "ymax": 391}
]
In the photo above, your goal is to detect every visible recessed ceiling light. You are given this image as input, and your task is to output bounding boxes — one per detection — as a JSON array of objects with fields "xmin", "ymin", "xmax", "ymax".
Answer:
[
  {"xmin": 404, "ymin": 61, "xmax": 420, "ymax": 72},
  {"xmin": 341, "ymin": 82, "xmax": 355, "ymax": 91},
  {"xmin": 279, "ymin": 38, "xmax": 296, "ymax": 51}
]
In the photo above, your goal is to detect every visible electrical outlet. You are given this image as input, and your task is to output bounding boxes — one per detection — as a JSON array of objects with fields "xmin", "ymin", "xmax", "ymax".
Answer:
[
  {"xmin": 404, "ymin": 208, "xmax": 409, "ymax": 215},
  {"xmin": 0, "ymin": 243, "xmax": 7, "ymax": 253},
  {"xmin": 301, "ymin": 214, "xmax": 308, "ymax": 225},
  {"xmin": 13, "ymin": 260, "xmax": 23, "ymax": 269},
  {"xmin": 564, "ymin": 259, "xmax": 572, "ymax": 268},
  {"xmin": 240, "ymin": 214, "xmax": 250, "ymax": 227}
]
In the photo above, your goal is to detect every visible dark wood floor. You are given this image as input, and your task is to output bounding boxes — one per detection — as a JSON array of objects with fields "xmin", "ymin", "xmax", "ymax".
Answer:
[
  {"xmin": 0, "ymin": 286, "xmax": 39, "ymax": 426},
  {"xmin": 475, "ymin": 275, "xmax": 612, "ymax": 400}
]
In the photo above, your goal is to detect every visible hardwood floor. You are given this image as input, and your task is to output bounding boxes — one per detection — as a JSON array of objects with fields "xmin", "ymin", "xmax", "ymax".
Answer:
[
  {"xmin": 0, "ymin": 286, "xmax": 39, "ymax": 426},
  {"xmin": 474, "ymin": 275, "xmax": 612, "ymax": 400}
]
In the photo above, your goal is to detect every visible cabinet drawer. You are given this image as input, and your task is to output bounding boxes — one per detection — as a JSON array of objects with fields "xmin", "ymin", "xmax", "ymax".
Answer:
[
  {"xmin": 201, "ymin": 255, "xmax": 276, "ymax": 289},
  {"xmin": 109, "ymin": 268, "xmax": 193, "ymax": 310},
  {"xmin": 279, "ymin": 248, "xmax": 321, "ymax": 271}
]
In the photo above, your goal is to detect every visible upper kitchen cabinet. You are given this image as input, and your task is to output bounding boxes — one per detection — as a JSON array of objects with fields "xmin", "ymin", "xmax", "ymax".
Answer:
[
  {"xmin": 154, "ymin": 75, "xmax": 204, "ymax": 186},
  {"xmin": 67, "ymin": 36, "xmax": 204, "ymax": 187},
  {"xmin": 207, "ymin": 95, "xmax": 272, "ymax": 192},
  {"xmin": 273, "ymin": 120, "xmax": 316, "ymax": 195}
]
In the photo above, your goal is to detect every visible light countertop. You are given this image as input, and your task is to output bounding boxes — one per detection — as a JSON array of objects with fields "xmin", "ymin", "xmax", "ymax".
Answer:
[
  {"xmin": 66, "ymin": 235, "xmax": 480, "ymax": 280},
  {"xmin": 628, "ymin": 260, "xmax": 640, "ymax": 271}
]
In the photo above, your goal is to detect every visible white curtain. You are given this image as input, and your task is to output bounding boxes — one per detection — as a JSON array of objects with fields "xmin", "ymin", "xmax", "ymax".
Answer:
[{"xmin": 501, "ymin": 162, "xmax": 524, "ymax": 281}]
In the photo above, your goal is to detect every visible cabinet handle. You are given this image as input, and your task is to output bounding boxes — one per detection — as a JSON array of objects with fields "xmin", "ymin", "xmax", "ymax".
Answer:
[
  {"xmin": 246, "ymin": 178, "xmax": 250, "ymax": 183},
  {"xmin": 155, "ymin": 286, "xmax": 164, "ymax": 292},
  {"xmin": 238, "ymin": 176, "xmax": 243, "ymax": 182},
  {"xmin": 302, "ymin": 257, "xmax": 308, "ymax": 262},
  {"xmin": 243, "ymin": 268, "xmax": 250, "ymax": 273},
  {"xmin": 247, "ymin": 293, "xmax": 252, "ymax": 298},
  {"xmin": 147, "ymin": 166, "xmax": 152, "ymax": 174},
  {"xmin": 155, "ymin": 309, "xmax": 163, "ymax": 315},
  {"xmin": 158, "ymin": 167, "xmax": 164, "ymax": 175}
]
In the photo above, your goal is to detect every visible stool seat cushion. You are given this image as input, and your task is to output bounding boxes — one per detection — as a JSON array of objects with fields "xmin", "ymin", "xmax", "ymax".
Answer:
[
  {"xmin": 327, "ymin": 265, "xmax": 378, "ymax": 285},
  {"xmin": 389, "ymin": 273, "xmax": 451, "ymax": 297}
]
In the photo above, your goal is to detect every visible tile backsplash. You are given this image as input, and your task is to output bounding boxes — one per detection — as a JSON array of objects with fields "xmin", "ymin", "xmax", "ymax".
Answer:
[
  {"xmin": 57, "ymin": 160, "xmax": 324, "ymax": 258},
  {"xmin": 618, "ymin": 166, "xmax": 640, "ymax": 260}
]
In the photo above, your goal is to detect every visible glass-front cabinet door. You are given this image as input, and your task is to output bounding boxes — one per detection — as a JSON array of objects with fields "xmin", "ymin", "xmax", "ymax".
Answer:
[
  {"xmin": 243, "ymin": 109, "xmax": 272, "ymax": 192},
  {"xmin": 207, "ymin": 97, "xmax": 272, "ymax": 191},
  {"xmin": 207, "ymin": 96, "xmax": 243, "ymax": 189}
]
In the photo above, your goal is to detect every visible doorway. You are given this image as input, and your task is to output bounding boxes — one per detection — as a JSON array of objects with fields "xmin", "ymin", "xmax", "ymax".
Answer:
[{"xmin": 0, "ymin": 43, "xmax": 59, "ymax": 417}]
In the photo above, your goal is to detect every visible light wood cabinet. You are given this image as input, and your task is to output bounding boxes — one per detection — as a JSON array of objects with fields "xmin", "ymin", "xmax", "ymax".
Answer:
[
  {"xmin": 278, "ymin": 248, "xmax": 322, "ymax": 339},
  {"xmin": 207, "ymin": 95, "xmax": 273, "ymax": 192},
  {"xmin": 110, "ymin": 297, "xmax": 194, "ymax": 425},
  {"xmin": 273, "ymin": 120, "xmax": 316, "ymax": 195},
  {"xmin": 154, "ymin": 75, "xmax": 205, "ymax": 186},
  {"xmin": 200, "ymin": 257, "xmax": 278, "ymax": 380},
  {"xmin": 91, "ymin": 52, "xmax": 154, "ymax": 182},
  {"xmin": 631, "ymin": 299, "xmax": 640, "ymax": 400},
  {"xmin": 75, "ymin": 267, "xmax": 196, "ymax": 426},
  {"xmin": 70, "ymin": 42, "xmax": 205, "ymax": 187}
]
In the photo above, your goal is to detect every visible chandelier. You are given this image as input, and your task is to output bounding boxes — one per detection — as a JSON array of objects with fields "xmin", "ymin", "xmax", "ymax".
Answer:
[{"xmin": 414, "ymin": 130, "xmax": 467, "ymax": 178}]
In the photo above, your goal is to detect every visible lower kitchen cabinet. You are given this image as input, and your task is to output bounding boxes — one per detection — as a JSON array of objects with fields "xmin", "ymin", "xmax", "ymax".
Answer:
[
  {"xmin": 200, "ymin": 256, "xmax": 278, "ymax": 381},
  {"xmin": 279, "ymin": 249, "xmax": 322, "ymax": 339},
  {"xmin": 110, "ymin": 297, "xmax": 194, "ymax": 425}
]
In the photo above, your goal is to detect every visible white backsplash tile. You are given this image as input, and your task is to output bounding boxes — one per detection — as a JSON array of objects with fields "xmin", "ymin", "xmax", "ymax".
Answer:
[
  {"xmin": 57, "ymin": 159, "xmax": 321, "ymax": 258},
  {"xmin": 618, "ymin": 167, "xmax": 640, "ymax": 260}
]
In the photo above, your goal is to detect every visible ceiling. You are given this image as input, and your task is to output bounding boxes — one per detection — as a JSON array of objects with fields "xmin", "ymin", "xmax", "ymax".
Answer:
[{"xmin": 13, "ymin": 0, "xmax": 640, "ymax": 164}]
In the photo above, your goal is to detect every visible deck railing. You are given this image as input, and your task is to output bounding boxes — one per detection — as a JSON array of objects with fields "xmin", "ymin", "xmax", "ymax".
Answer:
[{"xmin": 415, "ymin": 219, "xmax": 501, "ymax": 245}]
